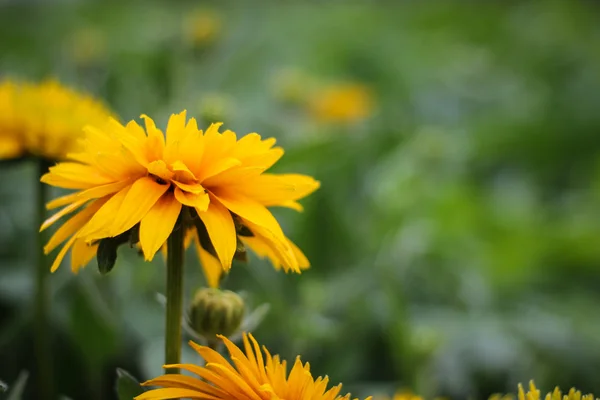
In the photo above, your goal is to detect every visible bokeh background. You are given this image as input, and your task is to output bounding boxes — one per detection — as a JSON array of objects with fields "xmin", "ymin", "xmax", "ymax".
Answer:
[{"xmin": 2, "ymin": 1, "xmax": 600, "ymax": 399}]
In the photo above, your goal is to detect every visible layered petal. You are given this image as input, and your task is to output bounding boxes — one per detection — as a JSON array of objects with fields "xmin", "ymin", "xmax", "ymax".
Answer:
[
  {"xmin": 198, "ymin": 198, "xmax": 237, "ymax": 270},
  {"xmin": 140, "ymin": 193, "xmax": 182, "ymax": 261}
]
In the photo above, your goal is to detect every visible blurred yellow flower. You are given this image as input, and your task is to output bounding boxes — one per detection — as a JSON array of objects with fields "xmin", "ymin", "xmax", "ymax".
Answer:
[
  {"xmin": 309, "ymin": 83, "xmax": 374, "ymax": 124},
  {"xmin": 136, "ymin": 333, "xmax": 371, "ymax": 400},
  {"xmin": 40, "ymin": 110, "xmax": 319, "ymax": 276},
  {"xmin": 371, "ymin": 391, "xmax": 427, "ymax": 400},
  {"xmin": 0, "ymin": 79, "xmax": 113, "ymax": 160},
  {"xmin": 372, "ymin": 381, "xmax": 599, "ymax": 400},
  {"xmin": 183, "ymin": 9, "xmax": 222, "ymax": 47}
]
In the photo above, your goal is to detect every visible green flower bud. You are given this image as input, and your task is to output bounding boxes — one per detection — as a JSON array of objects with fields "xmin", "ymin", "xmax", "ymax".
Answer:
[{"xmin": 187, "ymin": 288, "xmax": 245, "ymax": 340}]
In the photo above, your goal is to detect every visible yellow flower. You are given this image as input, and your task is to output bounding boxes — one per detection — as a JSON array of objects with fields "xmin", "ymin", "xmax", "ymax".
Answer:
[
  {"xmin": 0, "ymin": 79, "xmax": 113, "ymax": 160},
  {"xmin": 309, "ymin": 83, "xmax": 374, "ymax": 124},
  {"xmin": 371, "ymin": 391, "xmax": 425, "ymax": 400},
  {"xmin": 40, "ymin": 110, "xmax": 320, "ymax": 277},
  {"xmin": 515, "ymin": 381, "xmax": 598, "ymax": 400},
  {"xmin": 136, "ymin": 333, "xmax": 371, "ymax": 400}
]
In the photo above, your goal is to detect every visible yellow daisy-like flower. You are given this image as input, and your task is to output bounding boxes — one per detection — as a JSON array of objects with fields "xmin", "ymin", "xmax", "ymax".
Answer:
[
  {"xmin": 309, "ymin": 83, "xmax": 374, "ymax": 124},
  {"xmin": 516, "ymin": 381, "xmax": 598, "ymax": 400},
  {"xmin": 137, "ymin": 333, "xmax": 370, "ymax": 400},
  {"xmin": 0, "ymin": 79, "xmax": 113, "ymax": 160},
  {"xmin": 40, "ymin": 110, "xmax": 320, "ymax": 277}
]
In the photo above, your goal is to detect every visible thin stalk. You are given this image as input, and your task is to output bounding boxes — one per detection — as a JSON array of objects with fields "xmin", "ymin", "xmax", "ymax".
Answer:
[
  {"xmin": 165, "ymin": 220, "xmax": 185, "ymax": 374},
  {"xmin": 35, "ymin": 158, "xmax": 53, "ymax": 399}
]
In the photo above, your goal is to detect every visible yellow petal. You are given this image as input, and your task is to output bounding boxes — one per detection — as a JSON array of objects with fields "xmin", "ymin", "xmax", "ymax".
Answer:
[
  {"xmin": 174, "ymin": 187, "xmax": 209, "ymax": 211},
  {"xmin": 46, "ymin": 179, "xmax": 132, "ymax": 210},
  {"xmin": 140, "ymin": 374, "xmax": 223, "ymax": 395},
  {"xmin": 147, "ymin": 159, "xmax": 175, "ymax": 182},
  {"xmin": 76, "ymin": 186, "xmax": 131, "ymax": 240},
  {"xmin": 202, "ymin": 166, "xmax": 263, "ymax": 188},
  {"xmin": 288, "ymin": 237, "xmax": 310, "ymax": 270},
  {"xmin": 171, "ymin": 160, "xmax": 197, "ymax": 181},
  {"xmin": 173, "ymin": 180, "xmax": 206, "ymax": 194},
  {"xmin": 177, "ymin": 119, "xmax": 204, "ymax": 177},
  {"xmin": 212, "ymin": 190, "xmax": 285, "ymax": 241},
  {"xmin": 101, "ymin": 121, "xmax": 149, "ymax": 168},
  {"xmin": 197, "ymin": 157, "xmax": 241, "ymax": 182},
  {"xmin": 44, "ymin": 199, "xmax": 106, "ymax": 254},
  {"xmin": 194, "ymin": 236, "xmax": 223, "ymax": 288},
  {"xmin": 140, "ymin": 114, "xmax": 165, "ymax": 160},
  {"xmin": 40, "ymin": 198, "xmax": 88, "ymax": 232},
  {"xmin": 197, "ymin": 197, "xmax": 236, "ymax": 270},
  {"xmin": 134, "ymin": 388, "xmax": 210, "ymax": 400},
  {"xmin": 41, "ymin": 163, "xmax": 114, "ymax": 189},
  {"xmin": 70, "ymin": 239, "xmax": 98, "ymax": 273},
  {"xmin": 50, "ymin": 234, "xmax": 78, "ymax": 273},
  {"xmin": 233, "ymin": 173, "xmax": 320, "ymax": 207},
  {"xmin": 165, "ymin": 110, "xmax": 187, "ymax": 146},
  {"xmin": 139, "ymin": 193, "xmax": 182, "ymax": 261},
  {"xmin": 241, "ymin": 219, "xmax": 298, "ymax": 272},
  {"xmin": 110, "ymin": 177, "xmax": 170, "ymax": 236}
]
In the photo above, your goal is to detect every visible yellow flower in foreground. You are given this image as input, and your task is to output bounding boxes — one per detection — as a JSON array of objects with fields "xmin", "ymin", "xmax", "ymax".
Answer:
[
  {"xmin": 515, "ymin": 381, "xmax": 598, "ymax": 400},
  {"xmin": 40, "ymin": 110, "xmax": 319, "ymax": 276},
  {"xmin": 137, "ymin": 333, "xmax": 371, "ymax": 400},
  {"xmin": 309, "ymin": 83, "xmax": 374, "ymax": 124},
  {"xmin": 0, "ymin": 79, "xmax": 113, "ymax": 160}
]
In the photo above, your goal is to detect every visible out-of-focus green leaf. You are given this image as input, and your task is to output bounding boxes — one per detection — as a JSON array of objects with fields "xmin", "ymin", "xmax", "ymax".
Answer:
[
  {"xmin": 69, "ymin": 283, "xmax": 118, "ymax": 368},
  {"xmin": 5, "ymin": 371, "xmax": 28, "ymax": 400},
  {"xmin": 115, "ymin": 368, "xmax": 144, "ymax": 400}
]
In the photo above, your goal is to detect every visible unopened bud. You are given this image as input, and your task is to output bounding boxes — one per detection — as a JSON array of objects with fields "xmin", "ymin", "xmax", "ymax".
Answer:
[{"xmin": 187, "ymin": 288, "xmax": 245, "ymax": 339}]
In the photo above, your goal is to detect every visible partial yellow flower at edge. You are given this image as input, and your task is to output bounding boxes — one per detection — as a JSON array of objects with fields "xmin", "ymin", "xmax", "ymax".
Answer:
[
  {"xmin": 309, "ymin": 83, "xmax": 374, "ymax": 124},
  {"xmin": 40, "ymin": 110, "xmax": 320, "ymax": 274},
  {"xmin": 516, "ymin": 381, "xmax": 598, "ymax": 400},
  {"xmin": 0, "ymin": 79, "xmax": 113, "ymax": 161},
  {"xmin": 136, "ymin": 333, "xmax": 372, "ymax": 400}
]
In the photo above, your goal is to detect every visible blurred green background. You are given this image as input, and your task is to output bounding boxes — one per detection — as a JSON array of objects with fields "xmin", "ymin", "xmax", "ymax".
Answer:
[{"xmin": 2, "ymin": 1, "xmax": 600, "ymax": 399}]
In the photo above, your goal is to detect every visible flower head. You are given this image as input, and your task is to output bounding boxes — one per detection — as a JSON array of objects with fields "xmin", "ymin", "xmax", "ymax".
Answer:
[
  {"xmin": 0, "ymin": 79, "xmax": 113, "ymax": 160},
  {"xmin": 309, "ymin": 83, "xmax": 374, "ymax": 124},
  {"xmin": 516, "ymin": 381, "xmax": 597, "ymax": 400},
  {"xmin": 136, "ymin": 333, "xmax": 370, "ymax": 400},
  {"xmin": 40, "ymin": 111, "xmax": 319, "ymax": 276}
]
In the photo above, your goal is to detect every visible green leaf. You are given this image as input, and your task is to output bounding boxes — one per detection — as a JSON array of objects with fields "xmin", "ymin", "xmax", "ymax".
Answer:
[
  {"xmin": 115, "ymin": 368, "xmax": 145, "ymax": 400},
  {"xmin": 5, "ymin": 371, "xmax": 28, "ymax": 400}
]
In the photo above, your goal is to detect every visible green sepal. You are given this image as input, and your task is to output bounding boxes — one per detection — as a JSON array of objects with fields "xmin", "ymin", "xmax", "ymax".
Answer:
[{"xmin": 97, "ymin": 232, "xmax": 129, "ymax": 275}]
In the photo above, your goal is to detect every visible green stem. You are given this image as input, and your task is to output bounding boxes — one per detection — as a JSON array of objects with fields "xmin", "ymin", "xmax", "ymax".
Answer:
[
  {"xmin": 35, "ymin": 159, "xmax": 53, "ymax": 399},
  {"xmin": 165, "ymin": 220, "xmax": 185, "ymax": 374}
]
